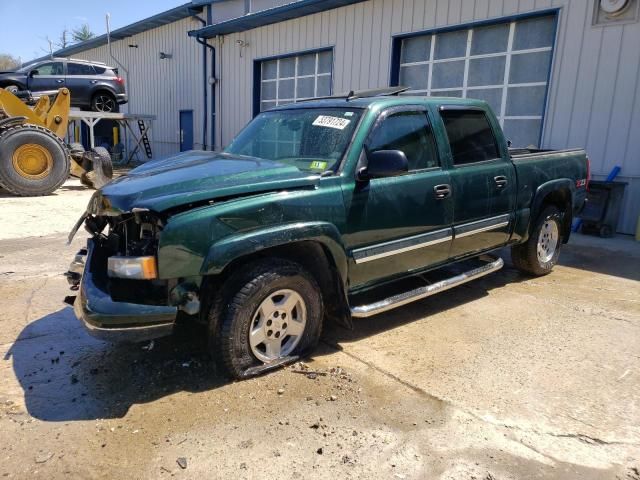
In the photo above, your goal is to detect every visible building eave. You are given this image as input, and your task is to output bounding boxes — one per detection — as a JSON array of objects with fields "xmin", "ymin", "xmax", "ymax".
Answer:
[{"xmin": 188, "ymin": 0, "xmax": 367, "ymax": 38}]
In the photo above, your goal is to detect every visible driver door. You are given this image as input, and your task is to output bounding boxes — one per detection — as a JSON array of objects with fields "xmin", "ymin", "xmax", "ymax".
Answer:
[
  {"xmin": 28, "ymin": 61, "xmax": 65, "ymax": 93},
  {"xmin": 342, "ymin": 107, "xmax": 453, "ymax": 289}
]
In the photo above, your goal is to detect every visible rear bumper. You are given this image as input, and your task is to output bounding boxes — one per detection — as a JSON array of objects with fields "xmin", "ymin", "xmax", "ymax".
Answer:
[
  {"xmin": 115, "ymin": 93, "xmax": 128, "ymax": 104},
  {"xmin": 70, "ymin": 240, "xmax": 176, "ymax": 343}
]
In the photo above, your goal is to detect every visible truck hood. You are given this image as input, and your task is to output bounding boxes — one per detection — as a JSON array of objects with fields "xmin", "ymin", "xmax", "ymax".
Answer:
[{"xmin": 93, "ymin": 151, "xmax": 320, "ymax": 214}]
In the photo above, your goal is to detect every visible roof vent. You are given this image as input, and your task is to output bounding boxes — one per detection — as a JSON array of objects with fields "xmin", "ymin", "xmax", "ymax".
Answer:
[{"xmin": 593, "ymin": 0, "xmax": 639, "ymax": 25}]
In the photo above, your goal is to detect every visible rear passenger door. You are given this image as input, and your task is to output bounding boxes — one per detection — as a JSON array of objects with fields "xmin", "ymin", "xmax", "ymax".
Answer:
[
  {"xmin": 65, "ymin": 62, "xmax": 97, "ymax": 105},
  {"xmin": 438, "ymin": 107, "xmax": 515, "ymax": 258},
  {"xmin": 343, "ymin": 107, "xmax": 453, "ymax": 289}
]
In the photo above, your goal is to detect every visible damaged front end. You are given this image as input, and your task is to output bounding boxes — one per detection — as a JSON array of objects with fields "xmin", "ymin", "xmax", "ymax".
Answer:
[{"xmin": 65, "ymin": 199, "xmax": 185, "ymax": 342}]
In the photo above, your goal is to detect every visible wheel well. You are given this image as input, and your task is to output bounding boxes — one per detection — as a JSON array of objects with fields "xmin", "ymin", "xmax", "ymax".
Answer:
[
  {"xmin": 91, "ymin": 89, "xmax": 116, "ymax": 101},
  {"xmin": 200, "ymin": 241, "xmax": 349, "ymax": 327},
  {"xmin": 539, "ymin": 188, "xmax": 572, "ymax": 243}
]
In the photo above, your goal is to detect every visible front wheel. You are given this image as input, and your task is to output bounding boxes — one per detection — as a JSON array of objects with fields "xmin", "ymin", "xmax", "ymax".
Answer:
[
  {"xmin": 511, "ymin": 205, "xmax": 563, "ymax": 276},
  {"xmin": 210, "ymin": 259, "xmax": 323, "ymax": 379}
]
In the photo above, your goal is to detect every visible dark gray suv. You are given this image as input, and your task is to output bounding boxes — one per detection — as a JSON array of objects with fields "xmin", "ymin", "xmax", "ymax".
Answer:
[{"xmin": 0, "ymin": 58, "xmax": 127, "ymax": 112}]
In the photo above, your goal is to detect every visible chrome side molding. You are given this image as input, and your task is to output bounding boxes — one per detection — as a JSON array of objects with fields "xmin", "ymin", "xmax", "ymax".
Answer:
[{"xmin": 350, "ymin": 255, "xmax": 504, "ymax": 318}]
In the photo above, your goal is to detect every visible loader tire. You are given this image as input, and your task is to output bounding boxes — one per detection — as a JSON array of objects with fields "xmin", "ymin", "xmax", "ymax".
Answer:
[
  {"xmin": 0, "ymin": 124, "xmax": 69, "ymax": 196},
  {"xmin": 83, "ymin": 146, "xmax": 113, "ymax": 189}
]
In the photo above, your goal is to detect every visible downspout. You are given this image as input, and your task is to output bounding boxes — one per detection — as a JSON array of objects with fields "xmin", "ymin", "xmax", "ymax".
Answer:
[
  {"xmin": 106, "ymin": 14, "xmax": 129, "ymax": 79},
  {"xmin": 193, "ymin": 13, "xmax": 208, "ymax": 150},
  {"xmin": 195, "ymin": 34, "xmax": 216, "ymax": 151}
]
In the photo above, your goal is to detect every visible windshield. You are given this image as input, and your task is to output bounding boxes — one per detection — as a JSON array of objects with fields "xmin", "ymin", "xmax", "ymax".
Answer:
[{"xmin": 225, "ymin": 107, "xmax": 363, "ymax": 173}]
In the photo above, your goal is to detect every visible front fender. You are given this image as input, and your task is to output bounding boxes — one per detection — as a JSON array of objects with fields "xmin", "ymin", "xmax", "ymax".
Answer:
[{"xmin": 201, "ymin": 221, "xmax": 349, "ymax": 285}]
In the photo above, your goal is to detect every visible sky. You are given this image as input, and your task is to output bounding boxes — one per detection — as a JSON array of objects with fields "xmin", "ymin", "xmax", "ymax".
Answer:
[{"xmin": 0, "ymin": 0, "xmax": 187, "ymax": 64}]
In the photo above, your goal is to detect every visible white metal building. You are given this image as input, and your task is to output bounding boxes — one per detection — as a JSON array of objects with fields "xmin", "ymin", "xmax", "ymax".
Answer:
[{"xmin": 31, "ymin": 0, "xmax": 640, "ymax": 234}]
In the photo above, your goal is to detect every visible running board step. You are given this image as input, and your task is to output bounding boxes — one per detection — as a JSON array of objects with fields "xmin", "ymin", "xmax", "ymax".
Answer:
[{"xmin": 350, "ymin": 255, "xmax": 504, "ymax": 318}]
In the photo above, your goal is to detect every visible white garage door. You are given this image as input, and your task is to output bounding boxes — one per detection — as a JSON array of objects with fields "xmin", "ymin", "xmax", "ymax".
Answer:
[{"xmin": 398, "ymin": 14, "xmax": 556, "ymax": 148}]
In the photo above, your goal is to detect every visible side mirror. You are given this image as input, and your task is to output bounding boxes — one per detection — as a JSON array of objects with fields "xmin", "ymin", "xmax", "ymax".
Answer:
[
  {"xmin": 29, "ymin": 70, "xmax": 38, "ymax": 77},
  {"xmin": 358, "ymin": 149, "xmax": 408, "ymax": 181}
]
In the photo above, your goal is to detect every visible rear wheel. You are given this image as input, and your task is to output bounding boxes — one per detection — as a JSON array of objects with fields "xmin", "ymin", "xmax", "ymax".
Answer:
[
  {"xmin": 4, "ymin": 85, "xmax": 20, "ymax": 94},
  {"xmin": 0, "ymin": 124, "xmax": 69, "ymax": 196},
  {"xmin": 511, "ymin": 205, "xmax": 563, "ymax": 276},
  {"xmin": 209, "ymin": 259, "xmax": 323, "ymax": 379},
  {"xmin": 91, "ymin": 92, "xmax": 118, "ymax": 113}
]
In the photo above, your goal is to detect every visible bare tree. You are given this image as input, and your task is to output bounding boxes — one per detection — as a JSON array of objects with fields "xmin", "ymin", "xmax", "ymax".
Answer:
[
  {"xmin": 0, "ymin": 53, "xmax": 21, "ymax": 70},
  {"xmin": 72, "ymin": 24, "xmax": 96, "ymax": 43}
]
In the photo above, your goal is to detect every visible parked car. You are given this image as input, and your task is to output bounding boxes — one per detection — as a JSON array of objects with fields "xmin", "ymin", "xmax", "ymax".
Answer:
[
  {"xmin": 65, "ymin": 89, "xmax": 589, "ymax": 379},
  {"xmin": 0, "ymin": 58, "xmax": 127, "ymax": 112}
]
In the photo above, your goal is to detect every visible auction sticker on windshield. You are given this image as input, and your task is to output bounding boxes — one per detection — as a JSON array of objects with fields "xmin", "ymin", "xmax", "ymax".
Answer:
[{"xmin": 312, "ymin": 115, "xmax": 351, "ymax": 130}]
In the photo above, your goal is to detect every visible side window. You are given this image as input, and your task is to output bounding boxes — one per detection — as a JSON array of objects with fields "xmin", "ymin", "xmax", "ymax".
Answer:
[
  {"xmin": 67, "ymin": 63, "xmax": 96, "ymax": 75},
  {"xmin": 34, "ymin": 62, "xmax": 64, "ymax": 76},
  {"xmin": 367, "ymin": 111, "xmax": 438, "ymax": 171},
  {"xmin": 440, "ymin": 109, "xmax": 499, "ymax": 165}
]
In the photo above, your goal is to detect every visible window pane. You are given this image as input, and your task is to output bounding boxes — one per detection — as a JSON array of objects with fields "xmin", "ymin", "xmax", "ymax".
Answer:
[
  {"xmin": 505, "ymin": 85, "xmax": 546, "ymax": 116},
  {"xmin": 297, "ymin": 77, "xmax": 315, "ymax": 99},
  {"xmin": 368, "ymin": 111, "xmax": 438, "ymax": 170},
  {"xmin": 513, "ymin": 16, "xmax": 555, "ymax": 51},
  {"xmin": 261, "ymin": 101, "xmax": 276, "ymax": 112},
  {"xmin": 471, "ymin": 23, "xmax": 509, "ymax": 55},
  {"xmin": 261, "ymin": 81, "xmax": 277, "ymax": 100},
  {"xmin": 468, "ymin": 56, "xmax": 505, "ymax": 86},
  {"xmin": 317, "ymin": 51, "xmax": 332, "ymax": 74},
  {"xmin": 317, "ymin": 75, "xmax": 331, "ymax": 96},
  {"xmin": 467, "ymin": 88, "xmax": 502, "ymax": 114},
  {"xmin": 279, "ymin": 57, "xmax": 295, "ymax": 78},
  {"xmin": 503, "ymin": 119, "xmax": 542, "ymax": 147},
  {"xmin": 262, "ymin": 60, "xmax": 277, "ymax": 80},
  {"xmin": 35, "ymin": 62, "xmax": 63, "ymax": 75},
  {"xmin": 434, "ymin": 30, "xmax": 467, "ymax": 59},
  {"xmin": 399, "ymin": 64, "xmax": 428, "ymax": 90},
  {"xmin": 401, "ymin": 35, "xmax": 431, "ymax": 63},
  {"xmin": 509, "ymin": 51, "xmax": 552, "ymax": 84},
  {"xmin": 431, "ymin": 60, "xmax": 464, "ymax": 89},
  {"xmin": 441, "ymin": 110, "xmax": 499, "ymax": 165},
  {"xmin": 432, "ymin": 90, "xmax": 463, "ymax": 97},
  {"xmin": 297, "ymin": 54, "xmax": 315, "ymax": 76},
  {"xmin": 278, "ymin": 79, "xmax": 294, "ymax": 100},
  {"xmin": 67, "ymin": 63, "xmax": 95, "ymax": 75}
]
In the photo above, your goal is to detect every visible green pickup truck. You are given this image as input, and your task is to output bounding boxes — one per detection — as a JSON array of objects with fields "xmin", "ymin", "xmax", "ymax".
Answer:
[{"xmin": 66, "ymin": 88, "xmax": 589, "ymax": 378}]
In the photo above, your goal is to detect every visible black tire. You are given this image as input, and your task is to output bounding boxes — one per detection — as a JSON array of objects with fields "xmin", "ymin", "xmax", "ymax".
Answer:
[
  {"xmin": 91, "ymin": 92, "xmax": 118, "ymax": 113},
  {"xmin": 511, "ymin": 205, "xmax": 563, "ymax": 276},
  {"xmin": 89, "ymin": 146, "xmax": 113, "ymax": 188},
  {"xmin": 209, "ymin": 259, "xmax": 323, "ymax": 379},
  {"xmin": 0, "ymin": 124, "xmax": 69, "ymax": 196},
  {"xmin": 68, "ymin": 142, "xmax": 85, "ymax": 155}
]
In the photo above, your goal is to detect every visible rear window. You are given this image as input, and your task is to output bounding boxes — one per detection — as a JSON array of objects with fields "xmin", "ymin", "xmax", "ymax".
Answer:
[
  {"xmin": 441, "ymin": 109, "xmax": 499, "ymax": 165},
  {"xmin": 94, "ymin": 66, "xmax": 107, "ymax": 75}
]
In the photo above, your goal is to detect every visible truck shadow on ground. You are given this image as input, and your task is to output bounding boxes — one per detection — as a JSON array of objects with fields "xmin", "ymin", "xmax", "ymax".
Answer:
[{"xmin": 7, "ymin": 259, "xmax": 530, "ymax": 423}]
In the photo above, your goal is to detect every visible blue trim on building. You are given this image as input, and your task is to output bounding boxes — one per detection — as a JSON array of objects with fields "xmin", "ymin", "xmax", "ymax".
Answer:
[
  {"xmin": 26, "ymin": 2, "xmax": 204, "ymax": 65},
  {"xmin": 189, "ymin": 0, "xmax": 367, "ymax": 38},
  {"xmin": 388, "ymin": 8, "xmax": 561, "ymax": 148},
  {"xmin": 252, "ymin": 46, "xmax": 335, "ymax": 117}
]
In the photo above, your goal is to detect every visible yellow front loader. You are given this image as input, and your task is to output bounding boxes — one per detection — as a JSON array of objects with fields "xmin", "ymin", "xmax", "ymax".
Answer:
[{"xmin": 0, "ymin": 87, "xmax": 112, "ymax": 196}]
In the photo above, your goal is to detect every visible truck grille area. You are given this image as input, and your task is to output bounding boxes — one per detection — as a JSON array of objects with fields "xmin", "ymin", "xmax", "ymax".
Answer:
[{"xmin": 86, "ymin": 212, "xmax": 170, "ymax": 306}]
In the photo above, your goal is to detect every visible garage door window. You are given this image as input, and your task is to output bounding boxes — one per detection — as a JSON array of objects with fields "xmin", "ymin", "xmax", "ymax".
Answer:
[
  {"xmin": 259, "ymin": 50, "xmax": 333, "ymax": 112},
  {"xmin": 396, "ymin": 15, "xmax": 556, "ymax": 147}
]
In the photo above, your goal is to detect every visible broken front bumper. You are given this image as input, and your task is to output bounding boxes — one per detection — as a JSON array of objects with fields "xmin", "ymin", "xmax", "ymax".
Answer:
[{"xmin": 67, "ymin": 240, "xmax": 176, "ymax": 343}]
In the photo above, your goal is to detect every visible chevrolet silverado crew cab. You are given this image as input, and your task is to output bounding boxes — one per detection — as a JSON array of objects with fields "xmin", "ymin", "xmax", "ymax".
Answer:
[{"xmin": 65, "ymin": 88, "xmax": 589, "ymax": 379}]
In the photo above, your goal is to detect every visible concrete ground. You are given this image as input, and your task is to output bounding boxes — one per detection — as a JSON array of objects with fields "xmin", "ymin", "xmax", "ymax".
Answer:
[{"xmin": 0, "ymin": 180, "xmax": 639, "ymax": 479}]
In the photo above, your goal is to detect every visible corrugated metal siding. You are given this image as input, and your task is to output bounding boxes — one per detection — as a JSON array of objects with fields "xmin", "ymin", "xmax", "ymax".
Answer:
[
  {"xmin": 69, "ymin": 16, "xmax": 207, "ymax": 159},
  {"xmin": 215, "ymin": 0, "xmax": 640, "ymax": 234}
]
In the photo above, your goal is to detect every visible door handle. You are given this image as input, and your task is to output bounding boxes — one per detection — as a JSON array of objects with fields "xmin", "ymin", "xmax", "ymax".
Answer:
[
  {"xmin": 90, "ymin": 80, "xmax": 97, "ymax": 84},
  {"xmin": 433, "ymin": 184, "xmax": 451, "ymax": 199},
  {"xmin": 56, "ymin": 79, "xmax": 64, "ymax": 83},
  {"xmin": 494, "ymin": 175, "xmax": 508, "ymax": 188}
]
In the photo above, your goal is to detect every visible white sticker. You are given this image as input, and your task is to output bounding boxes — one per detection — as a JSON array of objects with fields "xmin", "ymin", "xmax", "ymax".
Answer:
[
  {"xmin": 344, "ymin": 111, "xmax": 354, "ymax": 117},
  {"xmin": 312, "ymin": 115, "xmax": 351, "ymax": 130}
]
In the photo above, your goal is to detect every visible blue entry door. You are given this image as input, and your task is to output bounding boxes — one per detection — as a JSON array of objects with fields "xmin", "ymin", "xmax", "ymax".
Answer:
[{"xmin": 179, "ymin": 110, "xmax": 194, "ymax": 151}]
